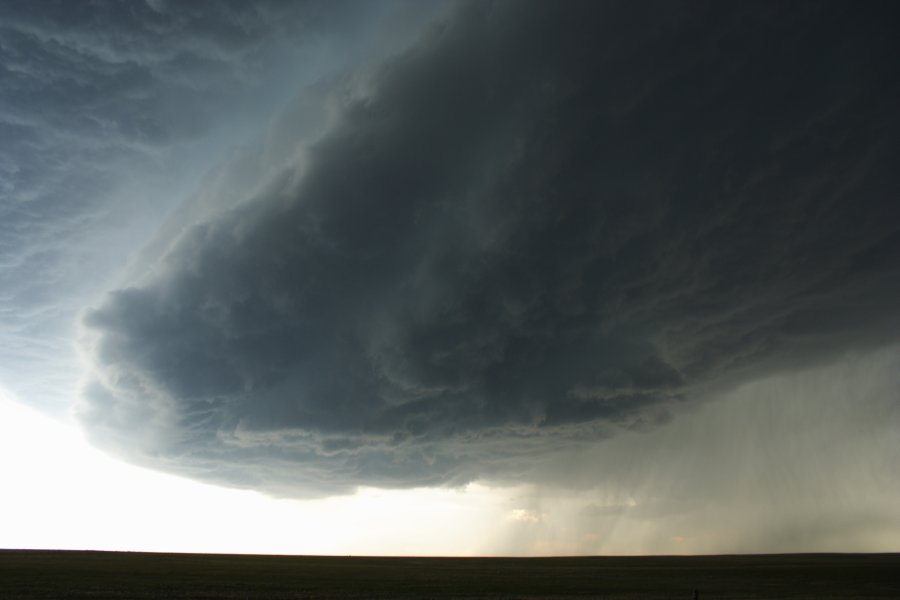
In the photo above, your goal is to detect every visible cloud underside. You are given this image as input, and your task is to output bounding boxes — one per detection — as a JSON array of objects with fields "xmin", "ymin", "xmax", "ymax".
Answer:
[{"xmin": 80, "ymin": 1, "xmax": 900, "ymax": 496}]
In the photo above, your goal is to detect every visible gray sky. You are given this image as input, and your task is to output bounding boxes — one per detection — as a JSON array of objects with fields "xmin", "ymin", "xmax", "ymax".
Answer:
[{"xmin": 2, "ymin": 0, "xmax": 899, "ymax": 553}]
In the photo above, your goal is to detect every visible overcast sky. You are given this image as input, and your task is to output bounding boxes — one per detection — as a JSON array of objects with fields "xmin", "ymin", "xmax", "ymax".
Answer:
[{"xmin": 2, "ymin": 0, "xmax": 899, "ymax": 555}]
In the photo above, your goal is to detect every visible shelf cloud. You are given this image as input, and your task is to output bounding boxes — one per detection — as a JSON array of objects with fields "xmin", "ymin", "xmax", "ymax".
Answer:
[
  {"xmin": 78, "ymin": 1, "xmax": 900, "ymax": 497},
  {"xmin": 0, "ymin": 0, "xmax": 387, "ymax": 411}
]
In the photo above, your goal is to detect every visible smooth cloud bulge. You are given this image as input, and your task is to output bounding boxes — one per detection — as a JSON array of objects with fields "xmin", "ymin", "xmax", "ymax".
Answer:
[{"xmin": 79, "ymin": 1, "xmax": 900, "ymax": 497}]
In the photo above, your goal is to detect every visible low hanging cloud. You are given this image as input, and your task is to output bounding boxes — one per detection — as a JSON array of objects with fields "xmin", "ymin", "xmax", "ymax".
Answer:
[{"xmin": 79, "ymin": 1, "xmax": 900, "ymax": 497}]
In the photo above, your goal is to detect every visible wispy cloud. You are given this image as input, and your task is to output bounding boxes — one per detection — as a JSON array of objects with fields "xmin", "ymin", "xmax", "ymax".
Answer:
[{"xmin": 0, "ymin": 0, "xmax": 414, "ymax": 410}]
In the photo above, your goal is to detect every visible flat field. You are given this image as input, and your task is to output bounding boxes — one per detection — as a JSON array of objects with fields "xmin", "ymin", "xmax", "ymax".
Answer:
[{"xmin": 1, "ymin": 550, "xmax": 898, "ymax": 599}]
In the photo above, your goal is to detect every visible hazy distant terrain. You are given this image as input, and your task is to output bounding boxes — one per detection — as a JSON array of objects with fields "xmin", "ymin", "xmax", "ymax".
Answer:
[{"xmin": 1, "ymin": 551, "xmax": 898, "ymax": 599}]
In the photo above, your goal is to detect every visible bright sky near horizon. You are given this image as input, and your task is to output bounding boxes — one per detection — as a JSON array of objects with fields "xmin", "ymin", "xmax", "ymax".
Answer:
[
  {"xmin": 0, "ymin": 389, "xmax": 510, "ymax": 556},
  {"xmin": 1, "ymin": 0, "xmax": 899, "ymax": 556}
]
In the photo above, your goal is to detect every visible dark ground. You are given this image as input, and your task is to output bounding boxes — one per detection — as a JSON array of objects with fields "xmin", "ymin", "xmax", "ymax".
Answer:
[{"xmin": 1, "ymin": 550, "xmax": 898, "ymax": 599}]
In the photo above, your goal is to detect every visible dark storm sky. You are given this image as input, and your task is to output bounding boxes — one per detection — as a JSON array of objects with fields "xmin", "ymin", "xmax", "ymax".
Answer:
[
  {"xmin": 72, "ymin": 1, "xmax": 900, "ymax": 497},
  {"xmin": 3, "ymin": 1, "xmax": 898, "ymax": 504}
]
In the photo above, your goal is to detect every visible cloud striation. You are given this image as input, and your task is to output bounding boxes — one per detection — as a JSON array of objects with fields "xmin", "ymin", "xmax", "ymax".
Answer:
[
  {"xmin": 0, "ymin": 0, "xmax": 392, "ymax": 410},
  {"xmin": 80, "ymin": 0, "xmax": 900, "ymax": 497}
]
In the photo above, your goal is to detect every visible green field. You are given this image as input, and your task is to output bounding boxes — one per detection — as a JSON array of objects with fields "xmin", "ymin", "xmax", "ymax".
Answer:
[{"xmin": 1, "ymin": 550, "xmax": 898, "ymax": 599}]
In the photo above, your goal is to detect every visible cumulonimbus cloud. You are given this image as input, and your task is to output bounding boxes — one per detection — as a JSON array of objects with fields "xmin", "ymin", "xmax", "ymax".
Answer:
[
  {"xmin": 79, "ymin": 0, "xmax": 900, "ymax": 497},
  {"xmin": 0, "ymin": 0, "xmax": 383, "ymax": 413}
]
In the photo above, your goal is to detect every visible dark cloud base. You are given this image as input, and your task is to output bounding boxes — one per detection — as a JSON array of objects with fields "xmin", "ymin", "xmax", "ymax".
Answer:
[{"xmin": 80, "ymin": 1, "xmax": 900, "ymax": 496}]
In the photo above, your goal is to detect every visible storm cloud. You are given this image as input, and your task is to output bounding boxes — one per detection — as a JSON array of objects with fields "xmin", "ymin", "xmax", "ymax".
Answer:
[
  {"xmin": 79, "ymin": 1, "xmax": 900, "ymax": 496},
  {"xmin": 0, "ymin": 0, "xmax": 400, "ymax": 411}
]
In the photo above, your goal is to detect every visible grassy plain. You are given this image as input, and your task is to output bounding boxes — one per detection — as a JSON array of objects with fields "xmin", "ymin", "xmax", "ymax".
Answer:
[{"xmin": 1, "ymin": 550, "xmax": 898, "ymax": 599}]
